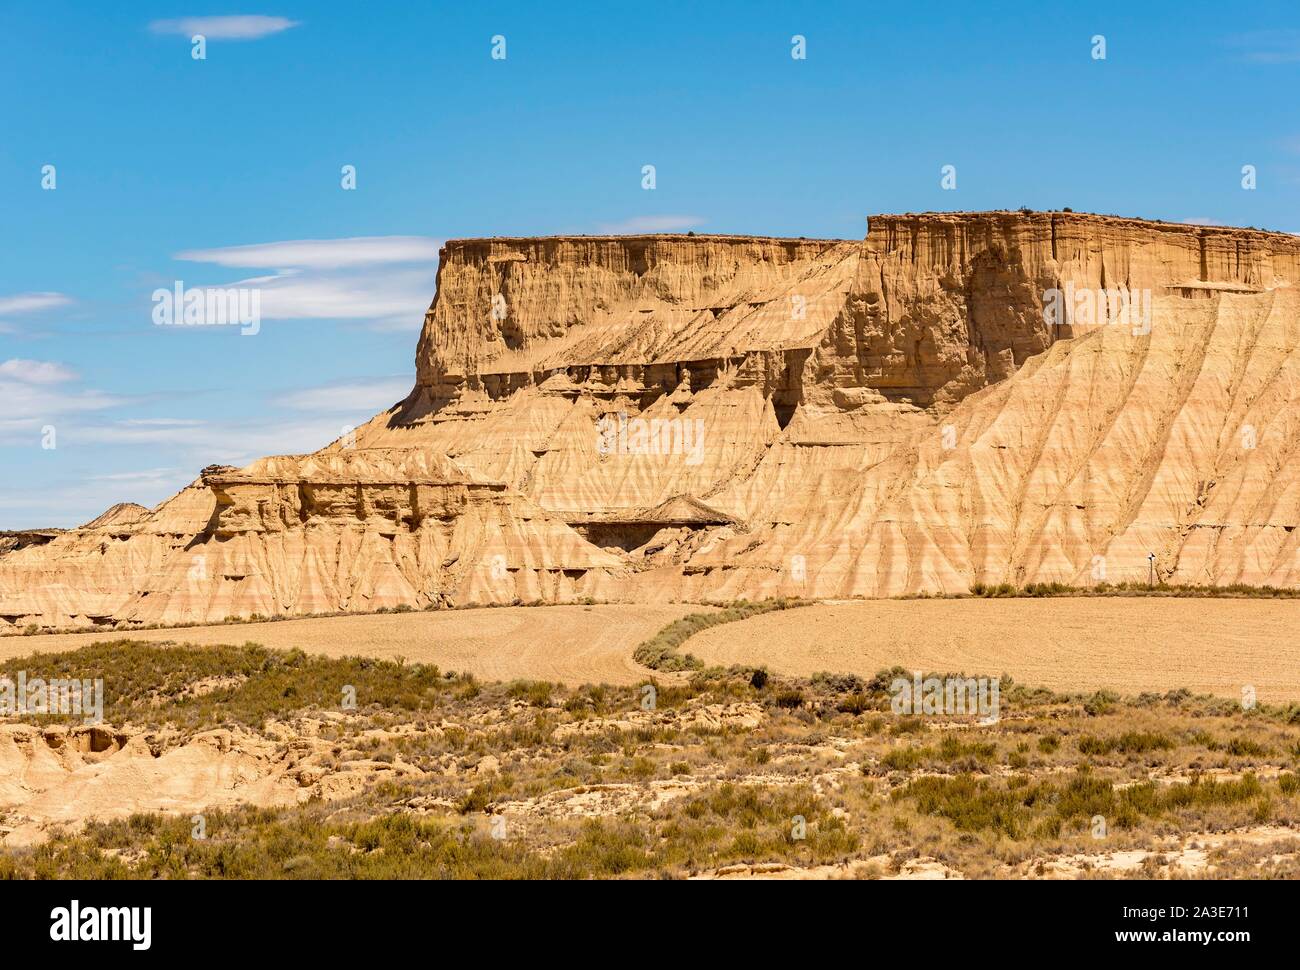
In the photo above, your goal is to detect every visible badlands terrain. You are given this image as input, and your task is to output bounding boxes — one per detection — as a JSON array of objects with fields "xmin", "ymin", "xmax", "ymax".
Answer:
[
  {"xmin": 5, "ymin": 211, "xmax": 1300, "ymax": 630},
  {"xmin": 3, "ymin": 209, "xmax": 1300, "ymax": 878}
]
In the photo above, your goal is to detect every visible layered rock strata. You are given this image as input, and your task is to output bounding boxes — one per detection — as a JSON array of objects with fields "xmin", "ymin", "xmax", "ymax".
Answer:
[{"xmin": 4, "ymin": 212, "xmax": 1300, "ymax": 628}]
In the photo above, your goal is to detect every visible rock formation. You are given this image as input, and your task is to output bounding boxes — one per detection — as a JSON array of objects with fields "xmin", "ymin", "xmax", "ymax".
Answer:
[
  {"xmin": 0, "ymin": 529, "xmax": 64, "ymax": 558},
  {"xmin": 4, "ymin": 211, "xmax": 1300, "ymax": 629}
]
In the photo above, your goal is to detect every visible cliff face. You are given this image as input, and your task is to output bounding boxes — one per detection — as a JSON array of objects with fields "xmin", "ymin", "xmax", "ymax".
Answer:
[
  {"xmin": 415, "ymin": 234, "xmax": 859, "ymax": 390},
  {"xmin": 5, "ymin": 211, "xmax": 1300, "ymax": 630},
  {"xmin": 822, "ymin": 211, "xmax": 1300, "ymax": 407},
  {"xmin": 416, "ymin": 214, "xmax": 1300, "ymax": 412}
]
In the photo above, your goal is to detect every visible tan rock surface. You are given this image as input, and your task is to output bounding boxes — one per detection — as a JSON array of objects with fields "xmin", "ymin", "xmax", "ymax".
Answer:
[
  {"xmin": 4, "ymin": 212, "xmax": 1300, "ymax": 629},
  {"xmin": 0, "ymin": 721, "xmax": 422, "ymax": 846}
]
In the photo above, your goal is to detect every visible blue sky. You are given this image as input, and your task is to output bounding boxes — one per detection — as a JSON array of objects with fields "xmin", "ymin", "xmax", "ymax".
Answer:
[{"xmin": 2, "ymin": 1, "xmax": 1299, "ymax": 527}]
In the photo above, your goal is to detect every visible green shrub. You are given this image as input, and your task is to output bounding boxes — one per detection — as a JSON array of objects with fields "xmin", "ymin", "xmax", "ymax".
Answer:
[
  {"xmin": 894, "ymin": 774, "xmax": 1029, "ymax": 838},
  {"xmin": 1225, "ymin": 737, "xmax": 1270, "ymax": 758},
  {"xmin": 774, "ymin": 689, "xmax": 805, "ymax": 710},
  {"xmin": 881, "ymin": 745, "xmax": 927, "ymax": 772},
  {"xmin": 837, "ymin": 693, "xmax": 872, "ymax": 715},
  {"xmin": 1077, "ymin": 731, "xmax": 1174, "ymax": 756}
]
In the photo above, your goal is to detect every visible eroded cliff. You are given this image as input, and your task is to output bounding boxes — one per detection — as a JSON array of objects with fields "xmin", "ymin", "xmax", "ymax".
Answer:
[{"xmin": 5, "ymin": 211, "xmax": 1300, "ymax": 629}]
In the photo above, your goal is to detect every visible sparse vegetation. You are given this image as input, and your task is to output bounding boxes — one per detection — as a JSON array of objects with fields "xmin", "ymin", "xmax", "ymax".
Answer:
[
  {"xmin": 0, "ymin": 640, "xmax": 450, "ymax": 730},
  {"xmin": 1, "ymin": 640, "xmax": 1298, "ymax": 880}
]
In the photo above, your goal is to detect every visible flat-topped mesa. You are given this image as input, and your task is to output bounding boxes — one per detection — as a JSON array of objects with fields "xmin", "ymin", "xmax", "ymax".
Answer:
[
  {"xmin": 411, "ymin": 213, "xmax": 1300, "ymax": 417},
  {"xmin": 412, "ymin": 233, "xmax": 860, "ymax": 405}
]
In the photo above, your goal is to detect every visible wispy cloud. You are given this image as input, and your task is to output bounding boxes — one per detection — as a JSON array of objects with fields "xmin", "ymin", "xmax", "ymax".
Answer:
[
  {"xmin": 0, "ymin": 355, "xmax": 128, "ymax": 451},
  {"xmin": 0, "ymin": 290, "xmax": 73, "ymax": 324},
  {"xmin": 176, "ymin": 236, "xmax": 442, "ymax": 270},
  {"xmin": 171, "ymin": 236, "xmax": 442, "ymax": 330},
  {"xmin": 227, "ymin": 268, "xmax": 438, "ymax": 328},
  {"xmin": 0, "ymin": 292, "xmax": 73, "ymax": 334},
  {"xmin": 75, "ymin": 415, "xmax": 355, "ymax": 465},
  {"xmin": 1227, "ymin": 29, "xmax": 1300, "ymax": 64},
  {"xmin": 272, "ymin": 376, "xmax": 413, "ymax": 413},
  {"xmin": 148, "ymin": 15, "xmax": 300, "ymax": 40},
  {"xmin": 0, "ymin": 381, "xmax": 125, "ymax": 434},
  {"xmin": 596, "ymin": 215, "xmax": 707, "ymax": 234},
  {"xmin": 89, "ymin": 466, "xmax": 190, "ymax": 493},
  {"xmin": 0, "ymin": 359, "xmax": 78, "ymax": 384},
  {"xmin": 1181, "ymin": 217, "xmax": 1226, "ymax": 226},
  {"xmin": 116, "ymin": 418, "xmax": 205, "ymax": 428}
]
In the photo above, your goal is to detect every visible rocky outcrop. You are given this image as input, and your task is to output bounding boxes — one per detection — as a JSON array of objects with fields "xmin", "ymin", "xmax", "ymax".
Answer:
[
  {"xmin": 0, "ymin": 530, "xmax": 63, "ymax": 558},
  {"xmin": 78, "ymin": 502, "xmax": 150, "ymax": 531},
  {"xmin": 0, "ymin": 720, "xmax": 424, "ymax": 846},
  {"xmin": 4, "ymin": 211, "xmax": 1300, "ymax": 629}
]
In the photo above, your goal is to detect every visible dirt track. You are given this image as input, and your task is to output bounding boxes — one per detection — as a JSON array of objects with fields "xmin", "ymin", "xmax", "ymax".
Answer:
[
  {"xmin": 0, "ymin": 604, "xmax": 708, "ymax": 687},
  {"xmin": 684, "ymin": 598, "xmax": 1300, "ymax": 702}
]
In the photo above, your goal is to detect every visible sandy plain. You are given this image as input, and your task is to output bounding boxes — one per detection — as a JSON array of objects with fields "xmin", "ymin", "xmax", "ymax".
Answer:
[{"xmin": 686, "ymin": 598, "xmax": 1300, "ymax": 702}]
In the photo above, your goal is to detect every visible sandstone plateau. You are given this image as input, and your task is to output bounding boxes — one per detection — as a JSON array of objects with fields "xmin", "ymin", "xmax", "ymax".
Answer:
[{"xmin": 5, "ymin": 210, "xmax": 1300, "ymax": 631}]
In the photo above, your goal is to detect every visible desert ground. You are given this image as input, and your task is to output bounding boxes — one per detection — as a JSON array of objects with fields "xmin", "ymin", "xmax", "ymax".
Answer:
[
  {"xmin": 6, "ymin": 596, "xmax": 1298, "ymax": 700},
  {"xmin": 0, "ymin": 604, "xmax": 709, "ymax": 687},
  {"xmin": 2, "ymin": 623, "xmax": 1298, "ymax": 878},
  {"xmin": 686, "ymin": 599, "xmax": 1300, "ymax": 703}
]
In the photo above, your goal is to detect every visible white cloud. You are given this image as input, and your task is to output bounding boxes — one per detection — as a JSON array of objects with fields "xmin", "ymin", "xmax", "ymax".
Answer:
[
  {"xmin": 0, "ymin": 354, "xmax": 127, "ymax": 449},
  {"xmin": 148, "ymin": 15, "xmax": 299, "ymax": 40},
  {"xmin": 1181, "ymin": 217, "xmax": 1226, "ymax": 227},
  {"xmin": 171, "ymin": 236, "xmax": 442, "ymax": 330},
  {"xmin": 595, "ymin": 215, "xmax": 707, "ymax": 234},
  {"xmin": 0, "ymin": 381, "xmax": 124, "ymax": 431},
  {"xmin": 76, "ymin": 415, "xmax": 354, "ymax": 466},
  {"xmin": 91, "ymin": 467, "xmax": 185, "ymax": 484},
  {"xmin": 0, "ymin": 292, "xmax": 72, "ymax": 316},
  {"xmin": 0, "ymin": 292, "xmax": 73, "ymax": 334},
  {"xmin": 227, "ymin": 268, "xmax": 436, "ymax": 326},
  {"xmin": 0, "ymin": 359, "xmax": 78, "ymax": 384},
  {"xmin": 272, "ymin": 376, "xmax": 413, "ymax": 413},
  {"xmin": 176, "ymin": 236, "xmax": 442, "ymax": 270}
]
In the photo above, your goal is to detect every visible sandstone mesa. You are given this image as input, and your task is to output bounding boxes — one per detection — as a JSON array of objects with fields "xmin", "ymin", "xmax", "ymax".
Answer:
[{"xmin": 4, "ymin": 210, "xmax": 1300, "ymax": 631}]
